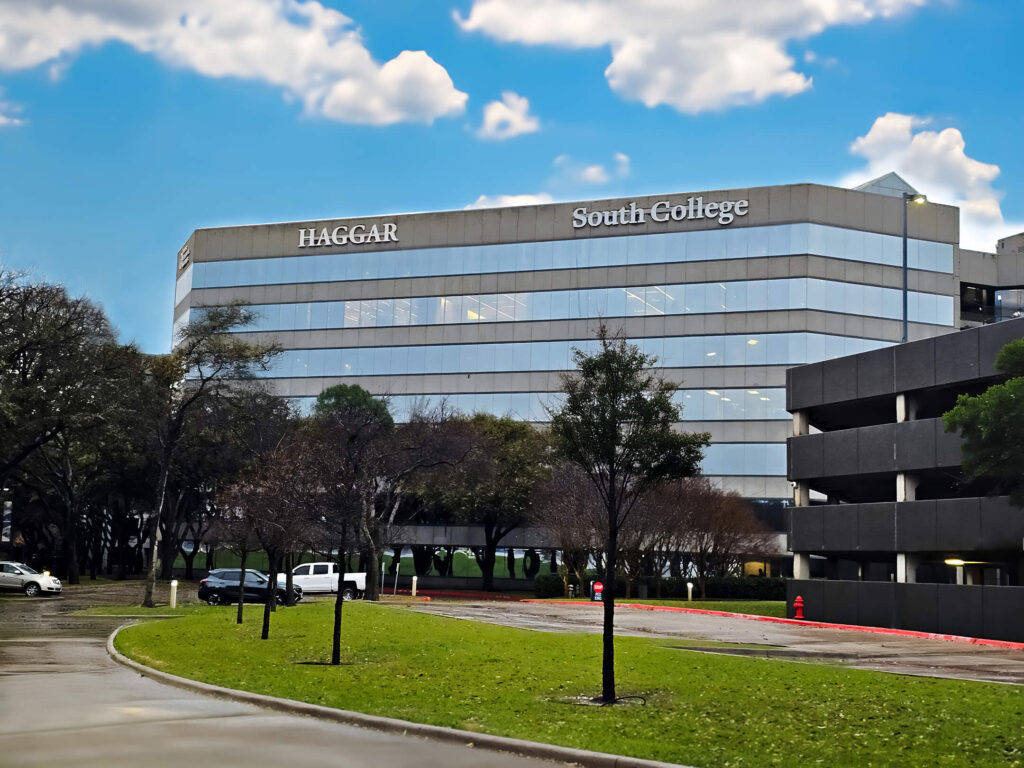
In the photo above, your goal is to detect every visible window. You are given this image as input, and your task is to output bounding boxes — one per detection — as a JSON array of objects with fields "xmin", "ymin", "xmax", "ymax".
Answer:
[
  {"xmin": 313, "ymin": 564, "xmax": 329, "ymax": 575},
  {"xmin": 293, "ymin": 565, "xmax": 311, "ymax": 576}
]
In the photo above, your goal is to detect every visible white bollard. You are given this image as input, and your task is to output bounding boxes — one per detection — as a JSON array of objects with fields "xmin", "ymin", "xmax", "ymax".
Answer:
[
  {"xmin": 170, "ymin": 579, "xmax": 178, "ymax": 609},
  {"xmin": 686, "ymin": 581, "xmax": 693, "ymax": 602},
  {"xmin": 412, "ymin": 575, "xmax": 418, "ymax": 597}
]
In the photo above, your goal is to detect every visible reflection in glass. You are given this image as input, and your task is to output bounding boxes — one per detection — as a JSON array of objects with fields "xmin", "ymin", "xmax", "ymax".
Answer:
[
  {"xmin": 223, "ymin": 278, "xmax": 953, "ymax": 334},
  {"xmin": 190, "ymin": 223, "xmax": 955, "ymax": 292}
]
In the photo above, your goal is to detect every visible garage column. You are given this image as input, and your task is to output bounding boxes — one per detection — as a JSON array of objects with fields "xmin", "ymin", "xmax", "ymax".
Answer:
[
  {"xmin": 793, "ymin": 553, "xmax": 811, "ymax": 580},
  {"xmin": 896, "ymin": 553, "xmax": 919, "ymax": 583},
  {"xmin": 896, "ymin": 473, "xmax": 918, "ymax": 502}
]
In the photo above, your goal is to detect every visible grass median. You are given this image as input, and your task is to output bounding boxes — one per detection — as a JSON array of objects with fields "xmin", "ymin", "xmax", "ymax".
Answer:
[{"xmin": 114, "ymin": 601, "xmax": 1023, "ymax": 767}]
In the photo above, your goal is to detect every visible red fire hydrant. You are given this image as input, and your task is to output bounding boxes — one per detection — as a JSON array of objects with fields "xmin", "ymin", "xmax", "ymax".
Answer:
[{"xmin": 793, "ymin": 594, "xmax": 805, "ymax": 620}]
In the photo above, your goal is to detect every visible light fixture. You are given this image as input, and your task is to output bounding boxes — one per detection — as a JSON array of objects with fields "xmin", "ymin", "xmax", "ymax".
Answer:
[
  {"xmin": 912, "ymin": 194, "xmax": 927, "ymax": 205},
  {"xmin": 706, "ymin": 390, "xmax": 720, "ymax": 396},
  {"xmin": 760, "ymin": 396, "xmax": 770, "ymax": 401},
  {"xmin": 748, "ymin": 390, "xmax": 759, "ymax": 394},
  {"xmin": 706, "ymin": 351, "xmax": 717, "ymax": 357},
  {"xmin": 747, "ymin": 339, "xmax": 758, "ymax": 345},
  {"xmin": 721, "ymin": 397, "xmax": 731, "ymax": 402},
  {"xmin": 944, "ymin": 558, "xmax": 965, "ymax": 567}
]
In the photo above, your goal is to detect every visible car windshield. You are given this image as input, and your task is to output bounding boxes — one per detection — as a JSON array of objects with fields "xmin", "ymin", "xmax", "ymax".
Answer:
[{"xmin": 17, "ymin": 564, "xmax": 39, "ymax": 574}]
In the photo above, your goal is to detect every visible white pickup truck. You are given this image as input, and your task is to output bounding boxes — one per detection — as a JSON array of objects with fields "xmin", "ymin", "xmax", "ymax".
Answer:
[{"xmin": 278, "ymin": 562, "xmax": 366, "ymax": 600}]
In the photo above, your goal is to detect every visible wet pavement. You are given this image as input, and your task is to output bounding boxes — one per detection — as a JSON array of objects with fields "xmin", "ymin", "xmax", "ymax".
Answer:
[
  {"xmin": 0, "ymin": 582, "xmax": 563, "ymax": 768},
  {"xmin": 412, "ymin": 600, "xmax": 1024, "ymax": 685}
]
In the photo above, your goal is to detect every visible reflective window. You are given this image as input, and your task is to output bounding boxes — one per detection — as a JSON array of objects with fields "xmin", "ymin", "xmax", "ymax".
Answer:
[
  {"xmin": 218, "ymin": 278, "xmax": 953, "ymax": 334},
  {"xmin": 291, "ymin": 387, "xmax": 790, "ymax": 424},
  {"xmin": 260, "ymin": 332, "xmax": 891, "ymax": 380},
  {"xmin": 175, "ymin": 265, "xmax": 193, "ymax": 307},
  {"xmin": 190, "ymin": 223, "xmax": 955, "ymax": 291},
  {"xmin": 702, "ymin": 443, "xmax": 787, "ymax": 477},
  {"xmin": 995, "ymin": 289, "xmax": 1024, "ymax": 322}
]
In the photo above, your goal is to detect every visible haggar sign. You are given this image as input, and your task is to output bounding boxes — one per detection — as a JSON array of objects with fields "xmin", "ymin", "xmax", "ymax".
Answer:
[
  {"xmin": 298, "ymin": 221, "xmax": 398, "ymax": 248},
  {"xmin": 572, "ymin": 196, "xmax": 749, "ymax": 229}
]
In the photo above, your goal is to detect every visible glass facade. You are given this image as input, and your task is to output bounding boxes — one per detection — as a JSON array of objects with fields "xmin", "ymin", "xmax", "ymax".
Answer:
[
  {"xmin": 995, "ymin": 288, "xmax": 1024, "ymax": 321},
  {"xmin": 220, "ymin": 278, "xmax": 952, "ymax": 332},
  {"xmin": 264, "ymin": 332, "xmax": 890, "ymax": 380},
  {"xmin": 186, "ymin": 222, "xmax": 954, "ymax": 292},
  {"xmin": 292, "ymin": 387, "xmax": 790, "ymax": 424},
  {"xmin": 175, "ymin": 204, "xmax": 962, "ymax": 502}
]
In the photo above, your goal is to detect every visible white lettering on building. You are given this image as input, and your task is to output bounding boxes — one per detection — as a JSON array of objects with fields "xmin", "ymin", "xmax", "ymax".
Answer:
[
  {"xmin": 573, "ymin": 196, "xmax": 749, "ymax": 229},
  {"xmin": 297, "ymin": 221, "xmax": 399, "ymax": 248}
]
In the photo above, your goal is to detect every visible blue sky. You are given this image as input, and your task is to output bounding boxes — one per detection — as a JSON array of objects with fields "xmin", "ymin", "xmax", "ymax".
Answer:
[{"xmin": 0, "ymin": 0, "xmax": 1021, "ymax": 353}]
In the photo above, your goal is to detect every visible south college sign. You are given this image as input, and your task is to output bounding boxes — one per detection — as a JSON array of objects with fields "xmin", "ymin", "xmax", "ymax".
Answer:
[{"xmin": 573, "ymin": 196, "xmax": 749, "ymax": 229}]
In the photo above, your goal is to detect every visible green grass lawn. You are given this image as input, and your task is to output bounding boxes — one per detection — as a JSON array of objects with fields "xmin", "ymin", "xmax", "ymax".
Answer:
[{"xmin": 115, "ymin": 601, "xmax": 1023, "ymax": 767}]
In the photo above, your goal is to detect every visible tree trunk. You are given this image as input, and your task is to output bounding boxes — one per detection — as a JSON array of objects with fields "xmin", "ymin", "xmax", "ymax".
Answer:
[
  {"xmin": 64, "ymin": 507, "xmax": 80, "ymax": 585},
  {"xmin": 261, "ymin": 552, "xmax": 278, "ymax": 639},
  {"xmin": 182, "ymin": 548, "xmax": 197, "ymax": 580},
  {"xmin": 331, "ymin": 553, "xmax": 345, "ymax": 665},
  {"xmin": 474, "ymin": 545, "xmax": 496, "ymax": 591},
  {"xmin": 506, "ymin": 547, "xmax": 516, "ymax": 578},
  {"xmin": 285, "ymin": 553, "xmax": 295, "ymax": 606},
  {"xmin": 142, "ymin": 458, "xmax": 172, "ymax": 608},
  {"xmin": 601, "ymin": 526, "xmax": 618, "ymax": 703},
  {"xmin": 236, "ymin": 550, "xmax": 247, "ymax": 625}
]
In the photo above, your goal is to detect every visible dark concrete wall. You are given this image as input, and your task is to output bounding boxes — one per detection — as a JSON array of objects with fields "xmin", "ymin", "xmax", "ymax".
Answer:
[
  {"xmin": 791, "ymin": 497, "xmax": 1024, "ymax": 553},
  {"xmin": 787, "ymin": 315, "xmax": 1024, "ymax": 413},
  {"xmin": 786, "ymin": 579, "xmax": 1024, "ymax": 642},
  {"xmin": 788, "ymin": 417, "xmax": 962, "ymax": 481}
]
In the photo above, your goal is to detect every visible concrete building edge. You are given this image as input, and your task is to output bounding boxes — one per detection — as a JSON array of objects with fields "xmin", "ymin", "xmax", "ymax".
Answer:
[{"xmin": 106, "ymin": 624, "xmax": 693, "ymax": 768}]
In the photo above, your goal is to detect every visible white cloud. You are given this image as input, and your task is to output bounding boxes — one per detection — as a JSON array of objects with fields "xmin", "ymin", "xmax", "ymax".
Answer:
[
  {"xmin": 841, "ymin": 112, "xmax": 1022, "ymax": 251},
  {"xmin": 465, "ymin": 192, "xmax": 554, "ymax": 209},
  {"xmin": 468, "ymin": 150, "xmax": 630, "ymax": 208},
  {"xmin": 614, "ymin": 152, "xmax": 630, "ymax": 178},
  {"xmin": 0, "ymin": 88, "xmax": 24, "ymax": 126},
  {"xmin": 477, "ymin": 91, "xmax": 540, "ymax": 140},
  {"xmin": 0, "ymin": 0, "xmax": 467, "ymax": 125},
  {"xmin": 455, "ymin": 0, "xmax": 925, "ymax": 113},
  {"xmin": 553, "ymin": 153, "xmax": 622, "ymax": 186}
]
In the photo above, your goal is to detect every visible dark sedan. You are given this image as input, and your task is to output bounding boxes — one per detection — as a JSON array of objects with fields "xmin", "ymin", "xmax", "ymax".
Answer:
[{"xmin": 198, "ymin": 569, "xmax": 302, "ymax": 606}]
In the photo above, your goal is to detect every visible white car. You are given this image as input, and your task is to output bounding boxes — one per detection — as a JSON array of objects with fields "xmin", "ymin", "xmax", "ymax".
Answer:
[
  {"xmin": 279, "ymin": 562, "xmax": 365, "ymax": 600},
  {"xmin": 0, "ymin": 562, "xmax": 62, "ymax": 597}
]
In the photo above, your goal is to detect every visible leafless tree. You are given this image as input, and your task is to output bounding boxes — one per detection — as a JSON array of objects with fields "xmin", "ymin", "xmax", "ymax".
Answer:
[
  {"xmin": 530, "ymin": 462, "xmax": 601, "ymax": 597},
  {"xmin": 671, "ymin": 478, "xmax": 772, "ymax": 598}
]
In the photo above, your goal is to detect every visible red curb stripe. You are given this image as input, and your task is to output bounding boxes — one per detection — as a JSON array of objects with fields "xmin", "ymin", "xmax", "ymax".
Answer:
[{"xmin": 522, "ymin": 599, "xmax": 1024, "ymax": 650}]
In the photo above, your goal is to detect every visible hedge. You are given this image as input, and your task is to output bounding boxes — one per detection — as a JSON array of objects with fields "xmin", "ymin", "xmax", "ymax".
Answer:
[{"xmin": 534, "ymin": 574, "xmax": 785, "ymax": 600}]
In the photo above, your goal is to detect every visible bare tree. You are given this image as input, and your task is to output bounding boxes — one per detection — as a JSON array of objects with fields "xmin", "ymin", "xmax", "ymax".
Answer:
[
  {"xmin": 531, "ymin": 463, "xmax": 600, "ymax": 597},
  {"xmin": 140, "ymin": 306, "xmax": 277, "ymax": 607},
  {"xmin": 220, "ymin": 433, "xmax": 316, "ymax": 639},
  {"xmin": 673, "ymin": 478, "xmax": 772, "ymax": 598}
]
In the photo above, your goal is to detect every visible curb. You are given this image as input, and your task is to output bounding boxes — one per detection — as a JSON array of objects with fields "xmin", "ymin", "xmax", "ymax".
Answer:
[
  {"xmin": 523, "ymin": 600, "xmax": 1024, "ymax": 651},
  {"xmin": 107, "ymin": 625, "xmax": 691, "ymax": 768}
]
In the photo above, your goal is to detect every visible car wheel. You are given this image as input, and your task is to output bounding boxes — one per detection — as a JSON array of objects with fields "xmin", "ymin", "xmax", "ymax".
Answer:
[
  {"xmin": 342, "ymin": 586, "xmax": 356, "ymax": 601},
  {"xmin": 206, "ymin": 592, "xmax": 223, "ymax": 606},
  {"xmin": 23, "ymin": 582, "xmax": 41, "ymax": 598}
]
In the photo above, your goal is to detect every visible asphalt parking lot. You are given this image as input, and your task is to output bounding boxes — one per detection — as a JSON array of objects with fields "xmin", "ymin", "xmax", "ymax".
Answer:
[
  {"xmin": 0, "ymin": 583, "xmax": 561, "ymax": 768},
  {"xmin": 413, "ymin": 599, "xmax": 1024, "ymax": 685}
]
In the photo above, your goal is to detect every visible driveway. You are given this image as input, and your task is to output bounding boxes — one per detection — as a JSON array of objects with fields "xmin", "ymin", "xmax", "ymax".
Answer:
[
  {"xmin": 412, "ymin": 600, "xmax": 1024, "ymax": 685},
  {"xmin": 0, "ymin": 583, "xmax": 563, "ymax": 768}
]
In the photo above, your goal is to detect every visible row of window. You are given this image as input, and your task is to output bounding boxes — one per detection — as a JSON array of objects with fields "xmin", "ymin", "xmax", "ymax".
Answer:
[
  {"xmin": 223, "ymin": 278, "xmax": 952, "ymax": 333},
  {"xmin": 182, "ymin": 222, "xmax": 954, "ymax": 294},
  {"xmin": 257, "ymin": 332, "xmax": 890, "ymax": 380},
  {"xmin": 292, "ymin": 387, "xmax": 790, "ymax": 423}
]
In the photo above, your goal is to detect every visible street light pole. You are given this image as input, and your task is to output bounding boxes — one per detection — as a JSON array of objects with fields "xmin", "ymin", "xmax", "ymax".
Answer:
[{"xmin": 901, "ymin": 192, "xmax": 927, "ymax": 344}]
